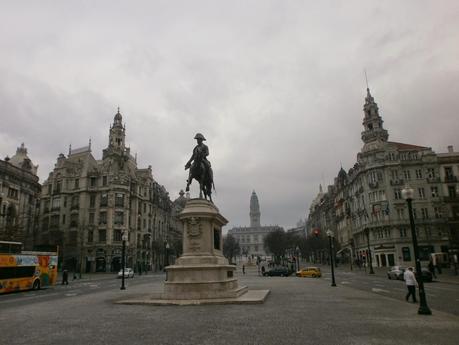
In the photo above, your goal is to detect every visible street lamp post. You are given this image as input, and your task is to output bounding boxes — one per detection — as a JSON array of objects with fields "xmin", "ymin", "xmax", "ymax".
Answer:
[
  {"xmin": 326, "ymin": 230, "xmax": 337, "ymax": 287},
  {"xmin": 120, "ymin": 231, "xmax": 128, "ymax": 290},
  {"xmin": 295, "ymin": 246, "xmax": 300, "ymax": 272},
  {"xmin": 402, "ymin": 185, "xmax": 432, "ymax": 315},
  {"xmin": 365, "ymin": 228, "xmax": 375, "ymax": 274}
]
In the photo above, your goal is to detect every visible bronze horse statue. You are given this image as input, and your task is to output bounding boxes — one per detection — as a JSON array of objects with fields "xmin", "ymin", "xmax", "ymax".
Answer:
[{"xmin": 185, "ymin": 133, "xmax": 215, "ymax": 202}]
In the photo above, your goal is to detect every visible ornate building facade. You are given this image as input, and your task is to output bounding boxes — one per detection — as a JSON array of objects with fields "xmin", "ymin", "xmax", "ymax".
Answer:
[
  {"xmin": 37, "ymin": 110, "xmax": 175, "ymax": 273},
  {"xmin": 0, "ymin": 144, "xmax": 41, "ymax": 248},
  {"xmin": 228, "ymin": 191, "xmax": 283, "ymax": 258},
  {"xmin": 307, "ymin": 88, "xmax": 458, "ymax": 268}
]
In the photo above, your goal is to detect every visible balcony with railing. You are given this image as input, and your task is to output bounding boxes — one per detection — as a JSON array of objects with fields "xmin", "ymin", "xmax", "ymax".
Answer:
[
  {"xmin": 445, "ymin": 175, "xmax": 458, "ymax": 183},
  {"xmin": 390, "ymin": 179, "xmax": 404, "ymax": 186},
  {"xmin": 443, "ymin": 196, "xmax": 458, "ymax": 203},
  {"xmin": 426, "ymin": 177, "xmax": 441, "ymax": 183},
  {"xmin": 368, "ymin": 181, "xmax": 379, "ymax": 189}
]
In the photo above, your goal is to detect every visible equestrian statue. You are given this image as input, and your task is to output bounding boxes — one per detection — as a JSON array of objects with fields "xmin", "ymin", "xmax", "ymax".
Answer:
[{"xmin": 185, "ymin": 133, "xmax": 214, "ymax": 202}]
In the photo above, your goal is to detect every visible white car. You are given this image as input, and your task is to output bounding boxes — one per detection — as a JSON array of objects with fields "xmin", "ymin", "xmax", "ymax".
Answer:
[{"xmin": 118, "ymin": 268, "xmax": 134, "ymax": 278}]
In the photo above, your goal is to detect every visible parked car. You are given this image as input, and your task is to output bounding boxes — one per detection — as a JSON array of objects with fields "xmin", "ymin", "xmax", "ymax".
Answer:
[
  {"xmin": 387, "ymin": 266, "xmax": 405, "ymax": 280},
  {"xmin": 416, "ymin": 268, "xmax": 433, "ymax": 282},
  {"xmin": 387, "ymin": 266, "xmax": 433, "ymax": 282},
  {"xmin": 263, "ymin": 266, "xmax": 292, "ymax": 277},
  {"xmin": 296, "ymin": 267, "xmax": 322, "ymax": 278},
  {"xmin": 118, "ymin": 268, "xmax": 134, "ymax": 278}
]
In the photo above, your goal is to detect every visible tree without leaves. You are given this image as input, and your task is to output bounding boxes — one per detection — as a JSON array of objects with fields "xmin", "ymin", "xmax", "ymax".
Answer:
[
  {"xmin": 263, "ymin": 229, "xmax": 288, "ymax": 264},
  {"xmin": 223, "ymin": 234, "xmax": 240, "ymax": 264}
]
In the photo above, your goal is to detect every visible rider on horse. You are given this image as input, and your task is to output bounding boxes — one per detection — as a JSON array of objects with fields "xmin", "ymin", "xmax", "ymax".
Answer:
[{"xmin": 185, "ymin": 133, "xmax": 213, "ymax": 199}]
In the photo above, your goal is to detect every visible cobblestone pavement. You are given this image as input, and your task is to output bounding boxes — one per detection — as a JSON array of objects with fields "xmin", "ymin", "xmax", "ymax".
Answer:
[{"xmin": 1, "ymin": 270, "xmax": 458, "ymax": 345}]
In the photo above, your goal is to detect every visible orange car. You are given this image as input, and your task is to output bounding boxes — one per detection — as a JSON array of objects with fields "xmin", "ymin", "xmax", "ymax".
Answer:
[{"xmin": 296, "ymin": 267, "xmax": 321, "ymax": 278}]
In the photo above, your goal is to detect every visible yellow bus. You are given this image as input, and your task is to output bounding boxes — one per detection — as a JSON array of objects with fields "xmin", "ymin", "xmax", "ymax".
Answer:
[{"xmin": 0, "ymin": 241, "xmax": 58, "ymax": 293}]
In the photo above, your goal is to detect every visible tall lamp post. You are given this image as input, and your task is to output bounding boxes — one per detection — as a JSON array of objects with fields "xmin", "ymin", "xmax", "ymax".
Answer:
[
  {"xmin": 295, "ymin": 246, "xmax": 300, "ymax": 272},
  {"xmin": 326, "ymin": 230, "xmax": 337, "ymax": 287},
  {"xmin": 120, "ymin": 230, "xmax": 128, "ymax": 290},
  {"xmin": 402, "ymin": 185, "xmax": 432, "ymax": 315},
  {"xmin": 365, "ymin": 228, "xmax": 375, "ymax": 274}
]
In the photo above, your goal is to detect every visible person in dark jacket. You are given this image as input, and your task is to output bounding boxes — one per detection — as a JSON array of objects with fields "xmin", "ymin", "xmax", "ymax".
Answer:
[
  {"xmin": 428, "ymin": 260, "xmax": 436, "ymax": 279},
  {"xmin": 62, "ymin": 269, "xmax": 69, "ymax": 285}
]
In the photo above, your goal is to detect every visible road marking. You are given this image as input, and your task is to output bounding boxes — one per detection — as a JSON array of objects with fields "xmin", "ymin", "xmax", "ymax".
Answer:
[
  {"xmin": 341, "ymin": 281, "xmax": 351, "ymax": 284},
  {"xmin": 65, "ymin": 293, "xmax": 78, "ymax": 297},
  {"xmin": 0, "ymin": 292, "xmax": 59, "ymax": 304},
  {"xmin": 372, "ymin": 288, "xmax": 390, "ymax": 293},
  {"xmin": 428, "ymin": 285, "xmax": 458, "ymax": 292}
]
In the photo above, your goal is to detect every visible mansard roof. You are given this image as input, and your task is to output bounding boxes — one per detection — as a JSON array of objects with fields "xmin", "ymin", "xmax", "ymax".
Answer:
[{"xmin": 388, "ymin": 141, "xmax": 429, "ymax": 151}]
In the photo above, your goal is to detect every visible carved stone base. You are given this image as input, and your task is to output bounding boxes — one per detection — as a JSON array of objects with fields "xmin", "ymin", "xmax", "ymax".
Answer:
[{"xmin": 163, "ymin": 199, "xmax": 247, "ymax": 300}]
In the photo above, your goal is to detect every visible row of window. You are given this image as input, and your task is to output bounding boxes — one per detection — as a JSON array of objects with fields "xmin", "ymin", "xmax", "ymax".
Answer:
[
  {"xmin": 234, "ymin": 234, "xmax": 263, "ymax": 243},
  {"xmin": 387, "ymin": 151, "xmax": 419, "ymax": 161},
  {"xmin": 42, "ymin": 211, "xmax": 166, "ymax": 232},
  {"xmin": 349, "ymin": 204, "xmax": 444, "ymax": 228},
  {"xmin": 47, "ymin": 177, "xmax": 154, "ymax": 197},
  {"xmin": 370, "ymin": 227, "xmax": 443, "ymax": 240},
  {"xmin": 46, "ymin": 193, "xmax": 157, "ymax": 212}
]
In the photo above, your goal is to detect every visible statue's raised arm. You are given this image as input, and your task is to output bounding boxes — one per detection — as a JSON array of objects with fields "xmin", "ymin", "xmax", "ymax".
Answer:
[{"xmin": 185, "ymin": 133, "xmax": 214, "ymax": 202}]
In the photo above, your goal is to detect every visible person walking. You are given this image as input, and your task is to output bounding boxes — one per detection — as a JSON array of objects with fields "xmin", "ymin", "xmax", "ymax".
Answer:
[
  {"xmin": 62, "ymin": 269, "xmax": 69, "ymax": 285},
  {"xmin": 242, "ymin": 264, "xmax": 245, "ymax": 275},
  {"xmin": 404, "ymin": 267, "xmax": 418, "ymax": 303},
  {"xmin": 428, "ymin": 260, "xmax": 437, "ymax": 279}
]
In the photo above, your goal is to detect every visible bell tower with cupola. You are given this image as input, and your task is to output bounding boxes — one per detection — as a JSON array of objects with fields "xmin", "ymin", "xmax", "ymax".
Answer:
[
  {"xmin": 109, "ymin": 108, "xmax": 126, "ymax": 150},
  {"xmin": 103, "ymin": 108, "xmax": 128, "ymax": 159},
  {"xmin": 250, "ymin": 190, "xmax": 261, "ymax": 228},
  {"xmin": 361, "ymin": 88, "xmax": 389, "ymax": 146}
]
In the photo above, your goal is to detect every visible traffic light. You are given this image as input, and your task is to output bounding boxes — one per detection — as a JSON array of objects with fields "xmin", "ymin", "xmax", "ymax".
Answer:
[{"xmin": 313, "ymin": 229, "xmax": 320, "ymax": 237}]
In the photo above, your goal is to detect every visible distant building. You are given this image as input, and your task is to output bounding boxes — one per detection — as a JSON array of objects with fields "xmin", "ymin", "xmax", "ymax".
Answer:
[
  {"xmin": 287, "ymin": 225, "xmax": 306, "ymax": 237},
  {"xmin": 307, "ymin": 88, "xmax": 457, "ymax": 268},
  {"xmin": 37, "ymin": 110, "xmax": 174, "ymax": 273},
  {"xmin": 228, "ymin": 191, "xmax": 283, "ymax": 258},
  {"xmin": 0, "ymin": 143, "xmax": 41, "ymax": 248}
]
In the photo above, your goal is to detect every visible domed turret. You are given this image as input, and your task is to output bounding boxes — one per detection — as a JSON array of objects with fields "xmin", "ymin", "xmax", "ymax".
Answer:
[{"xmin": 9, "ymin": 143, "xmax": 38, "ymax": 175}]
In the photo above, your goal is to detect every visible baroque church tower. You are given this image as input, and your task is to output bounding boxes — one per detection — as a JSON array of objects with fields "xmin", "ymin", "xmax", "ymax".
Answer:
[
  {"xmin": 103, "ymin": 108, "xmax": 129, "ymax": 159},
  {"xmin": 250, "ymin": 190, "xmax": 261, "ymax": 228},
  {"xmin": 361, "ymin": 88, "xmax": 389, "ymax": 153}
]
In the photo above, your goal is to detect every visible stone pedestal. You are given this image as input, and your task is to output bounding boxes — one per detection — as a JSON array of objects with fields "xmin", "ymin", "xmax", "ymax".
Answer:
[{"xmin": 163, "ymin": 199, "xmax": 247, "ymax": 300}]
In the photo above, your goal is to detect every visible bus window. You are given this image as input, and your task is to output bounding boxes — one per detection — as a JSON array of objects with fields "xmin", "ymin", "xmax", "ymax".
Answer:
[{"xmin": 0, "ymin": 266, "xmax": 36, "ymax": 279}]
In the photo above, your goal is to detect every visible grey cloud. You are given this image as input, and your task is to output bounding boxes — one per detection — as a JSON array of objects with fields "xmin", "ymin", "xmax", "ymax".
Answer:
[{"xmin": 1, "ymin": 1, "xmax": 458, "ymax": 230}]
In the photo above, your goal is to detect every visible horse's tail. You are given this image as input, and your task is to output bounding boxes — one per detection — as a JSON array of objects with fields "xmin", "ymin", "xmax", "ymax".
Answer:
[{"xmin": 212, "ymin": 181, "xmax": 216, "ymax": 195}]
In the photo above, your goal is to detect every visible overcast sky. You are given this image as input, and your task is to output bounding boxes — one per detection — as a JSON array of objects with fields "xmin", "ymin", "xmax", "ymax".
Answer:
[{"xmin": 1, "ymin": 1, "xmax": 458, "ymax": 230}]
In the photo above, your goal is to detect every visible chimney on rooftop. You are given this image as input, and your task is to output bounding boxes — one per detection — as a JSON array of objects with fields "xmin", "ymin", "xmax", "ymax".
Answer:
[{"xmin": 447, "ymin": 145, "xmax": 454, "ymax": 153}]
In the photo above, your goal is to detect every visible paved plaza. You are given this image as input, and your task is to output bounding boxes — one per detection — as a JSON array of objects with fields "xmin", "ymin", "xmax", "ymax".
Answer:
[{"xmin": 1, "ymin": 266, "xmax": 458, "ymax": 345}]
